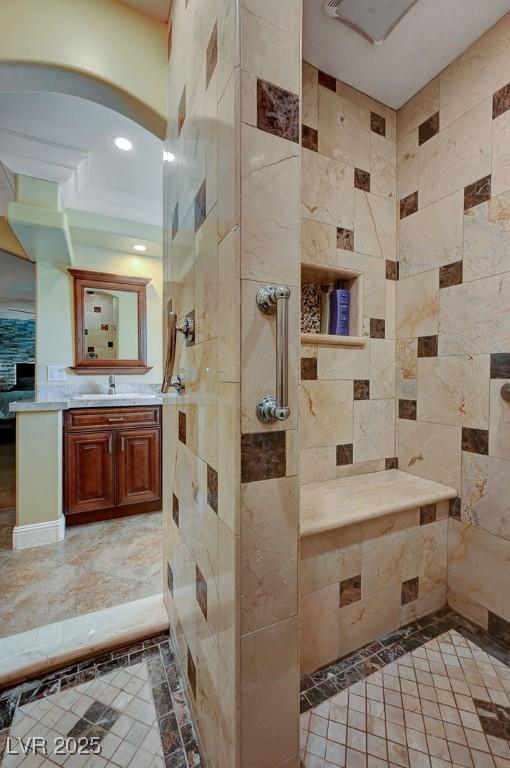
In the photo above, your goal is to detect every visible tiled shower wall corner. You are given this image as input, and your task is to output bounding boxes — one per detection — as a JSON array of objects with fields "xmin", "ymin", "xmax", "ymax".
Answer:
[
  {"xmin": 163, "ymin": 0, "xmax": 240, "ymax": 766},
  {"xmin": 300, "ymin": 64, "xmax": 398, "ymax": 485},
  {"xmin": 163, "ymin": 1, "xmax": 302, "ymax": 767},
  {"xmin": 395, "ymin": 13, "xmax": 510, "ymax": 640}
]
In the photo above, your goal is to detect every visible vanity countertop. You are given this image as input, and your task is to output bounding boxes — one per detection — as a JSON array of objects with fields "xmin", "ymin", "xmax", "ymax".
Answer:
[{"xmin": 9, "ymin": 394, "xmax": 166, "ymax": 413}]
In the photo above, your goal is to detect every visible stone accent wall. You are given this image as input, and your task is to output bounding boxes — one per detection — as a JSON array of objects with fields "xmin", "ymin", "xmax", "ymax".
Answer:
[
  {"xmin": 0, "ymin": 318, "xmax": 35, "ymax": 390},
  {"xmin": 395, "ymin": 14, "xmax": 510, "ymax": 634},
  {"xmin": 300, "ymin": 64, "xmax": 398, "ymax": 485}
]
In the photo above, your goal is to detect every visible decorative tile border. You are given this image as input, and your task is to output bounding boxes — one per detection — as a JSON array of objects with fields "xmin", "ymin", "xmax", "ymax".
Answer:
[
  {"xmin": 299, "ymin": 608, "xmax": 510, "ymax": 714},
  {"xmin": 241, "ymin": 431, "xmax": 286, "ymax": 482},
  {"xmin": 257, "ymin": 78, "xmax": 300, "ymax": 143},
  {"xmin": 439, "ymin": 260, "xmax": 463, "ymax": 289},
  {"xmin": 0, "ymin": 634, "xmax": 203, "ymax": 768},
  {"xmin": 464, "ymin": 175, "xmax": 491, "ymax": 211}
]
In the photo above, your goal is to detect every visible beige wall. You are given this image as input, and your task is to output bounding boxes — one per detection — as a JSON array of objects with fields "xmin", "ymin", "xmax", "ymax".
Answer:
[
  {"xmin": 300, "ymin": 65, "xmax": 398, "ymax": 485},
  {"xmin": 16, "ymin": 410, "xmax": 62, "ymax": 526},
  {"xmin": 395, "ymin": 13, "xmax": 510, "ymax": 638},
  {"xmin": 163, "ymin": 0, "xmax": 301, "ymax": 766},
  {"xmin": 36, "ymin": 246, "xmax": 163, "ymax": 388},
  {"xmin": 0, "ymin": 0, "xmax": 167, "ymax": 138}
]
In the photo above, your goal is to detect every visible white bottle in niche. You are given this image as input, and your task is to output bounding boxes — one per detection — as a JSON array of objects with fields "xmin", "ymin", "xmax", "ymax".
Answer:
[{"xmin": 320, "ymin": 284, "xmax": 335, "ymax": 334}]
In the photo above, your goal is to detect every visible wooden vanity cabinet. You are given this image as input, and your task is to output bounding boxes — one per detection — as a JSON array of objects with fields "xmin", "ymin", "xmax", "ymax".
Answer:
[{"xmin": 64, "ymin": 406, "xmax": 162, "ymax": 524}]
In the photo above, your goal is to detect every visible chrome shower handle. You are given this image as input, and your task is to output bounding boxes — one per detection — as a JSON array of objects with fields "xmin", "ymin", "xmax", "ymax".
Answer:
[
  {"xmin": 256, "ymin": 285, "xmax": 291, "ymax": 423},
  {"xmin": 161, "ymin": 300, "xmax": 194, "ymax": 394}
]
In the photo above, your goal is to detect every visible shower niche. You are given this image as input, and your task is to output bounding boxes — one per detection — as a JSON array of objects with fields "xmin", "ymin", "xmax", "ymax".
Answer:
[{"xmin": 301, "ymin": 262, "xmax": 366, "ymax": 347}]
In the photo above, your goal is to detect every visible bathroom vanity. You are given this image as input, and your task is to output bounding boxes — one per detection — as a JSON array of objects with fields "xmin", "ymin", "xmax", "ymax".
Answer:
[{"xmin": 64, "ymin": 404, "xmax": 162, "ymax": 524}]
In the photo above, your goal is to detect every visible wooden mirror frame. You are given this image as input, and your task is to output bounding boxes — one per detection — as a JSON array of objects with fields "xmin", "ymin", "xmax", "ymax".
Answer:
[{"xmin": 69, "ymin": 269, "xmax": 152, "ymax": 375}]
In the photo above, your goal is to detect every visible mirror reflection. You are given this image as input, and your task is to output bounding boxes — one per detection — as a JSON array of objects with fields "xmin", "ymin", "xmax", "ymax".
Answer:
[{"xmin": 83, "ymin": 287, "xmax": 139, "ymax": 360}]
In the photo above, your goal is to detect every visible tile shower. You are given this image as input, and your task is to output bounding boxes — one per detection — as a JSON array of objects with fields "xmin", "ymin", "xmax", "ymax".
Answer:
[{"xmin": 162, "ymin": 4, "xmax": 510, "ymax": 768}]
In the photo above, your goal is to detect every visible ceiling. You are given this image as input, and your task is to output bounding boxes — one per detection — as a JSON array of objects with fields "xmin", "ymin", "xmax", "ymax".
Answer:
[
  {"xmin": 120, "ymin": 0, "xmax": 171, "ymax": 22},
  {"xmin": 304, "ymin": 0, "xmax": 510, "ymax": 108},
  {"xmin": 0, "ymin": 250, "xmax": 35, "ymax": 319},
  {"xmin": 0, "ymin": 91, "xmax": 164, "ymax": 245}
]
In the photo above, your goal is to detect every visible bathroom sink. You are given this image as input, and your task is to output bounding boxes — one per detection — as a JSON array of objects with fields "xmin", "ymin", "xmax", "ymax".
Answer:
[{"xmin": 70, "ymin": 393, "xmax": 157, "ymax": 400}]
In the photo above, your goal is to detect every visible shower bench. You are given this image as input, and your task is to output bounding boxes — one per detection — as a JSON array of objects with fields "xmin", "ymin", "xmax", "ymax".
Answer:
[{"xmin": 299, "ymin": 469, "xmax": 457, "ymax": 675}]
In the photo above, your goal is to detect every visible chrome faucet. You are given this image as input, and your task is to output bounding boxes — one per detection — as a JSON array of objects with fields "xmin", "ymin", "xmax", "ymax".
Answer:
[{"xmin": 108, "ymin": 374, "xmax": 116, "ymax": 395}]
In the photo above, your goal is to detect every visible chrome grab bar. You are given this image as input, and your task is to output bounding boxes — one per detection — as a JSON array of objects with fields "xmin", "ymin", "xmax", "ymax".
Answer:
[
  {"xmin": 161, "ymin": 300, "xmax": 194, "ymax": 395},
  {"xmin": 256, "ymin": 285, "xmax": 291, "ymax": 423}
]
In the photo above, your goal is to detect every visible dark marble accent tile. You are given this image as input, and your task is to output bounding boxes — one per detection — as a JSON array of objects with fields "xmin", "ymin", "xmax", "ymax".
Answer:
[
  {"xmin": 370, "ymin": 318, "xmax": 385, "ymax": 339},
  {"xmin": 354, "ymin": 168, "xmax": 371, "ymax": 192},
  {"xmin": 152, "ymin": 682, "xmax": 174, "ymax": 719},
  {"xmin": 172, "ymin": 202, "xmax": 178, "ymax": 240},
  {"xmin": 301, "ymin": 357, "xmax": 318, "ymax": 380},
  {"xmin": 464, "ymin": 174, "xmax": 491, "ymax": 211},
  {"xmin": 400, "ymin": 191, "xmax": 418, "ymax": 219},
  {"xmin": 187, "ymin": 647, "xmax": 196, "ymax": 700},
  {"xmin": 339, "ymin": 575, "xmax": 362, "ymax": 608},
  {"xmin": 165, "ymin": 663, "xmax": 183, "ymax": 693},
  {"xmin": 167, "ymin": 562, "xmax": 174, "ymax": 596},
  {"xmin": 312, "ymin": 679, "xmax": 339, "ymax": 702},
  {"xmin": 96, "ymin": 657, "xmax": 128, "ymax": 676},
  {"xmin": 302, "ymin": 124, "xmax": 318, "ymax": 152},
  {"xmin": 386, "ymin": 260, "xmax": 399, "ymax": 281},
  {"xmin": 493, "ymin": 82, "xmax": 510, "ymax": 119},
  {"xmin": 420, "ymin": 503, "xmax": 437, "ymax": 525},
  {"xmin": 417, "ymin": 334, "xmax": 438, "ymax": 358},
  {"xmin": 337, "ymin": 226, "xmax": 355, "ymax": 251},
  {"xmin": 354, "ymin": 380, "xmax": 370, "ymax": 400},
  {"xmin": 300, "ymin": 675, "xmax": 314, "ymax": 693},
  {"xmin": 385, "ymin": 457, "xmax": 398, "ymax": 470},
  {"xmin": 439, "ymin": 260, "xmax": 463, "ymax": 289},
  {"xmin": 300, "ymin": 693, "xmax": 312, "ymax": 713},
  {"xmin": 336, "ymin": 443, "xmax": 353, "ymax": 466},
  {"xmin": 488, "ymin": 612, "xmax": 510, "ymax": 646},
  {"xmin": 318, "ymin": 70, "xmax": 336, "ymax": 92},
  {"xmin": 179, "ymin": 722, "xmax": 195, "ymax": 746},
  {"xmin": 196, "ymin": 565, "xmax": 207, "ymax": 621},
  {"xmin": 178, "ymin": 87, "xmax": 186, "ymax": 136},
  {"xmin": 172, "ymin": 493, "xmax": 179, "ymax": 527},
  {"xmin": 241, "ymin": 431, "xmax": 286, "ymax": 483},
  {"xmin": 160, "ymin": 711, "xmax": 181, "ymax": 757},
  {"xmin": 184, "ymin": 741, "xmax": 202, "ymax": 767},
  {"xmin": 355, "ymin": 660, "xmax": 382, "ymax": 677},
  {"xmin": 376, "ymin": 644, "xmax": 407, "ymax": 664},
  {"xmin": 491, "ymin": 352, "xmax": 510, "ymax": 379},
  {"xmin": 178, "ymin": 411, "xmax": 186, "ymax": 444},
  {"xmin": 165, "ymin": 748, "xmax": 188, "ymax": 767},
  {"xmin": 18, "ymin": 680, "xmax": 60, "ymax": 706},
  {"xmin": 194, "ymin": 179, "xmax": 206, "ymax": 233},
  {"xmin": 0, "ymin": 697, "xmax": 17, "ymax": 730},
  {"xmin": 418, "ymin": 111, "xmax": 439, "ymax": 145},
  {"xmin": 371, "ymin": 111, "xmax": 386, "ymax": 137},
  {"xmin": 449, "ymin": 497, "xmax": 461, "ymax": 520},
  {"xmin": 359, "ymin": 641, "xmax": 385, "ymax": 659},
  {"xmin": 334, "ymin": 668, "xmax": 363, "ymax": 691},
  {"xmin": 205, "ymin": 21, "xmax": 217, "ymax": 89},
  {"xmin": 462, "ymin": 427, "xmax": 489, "ymax": 455},
  {"xmin": 170, "ymin": 689, "xmax": 190, "ymax": 727},
  {"xmin": 207, "ymin": 464, "xmax": 218, "ymax": 513},
  {"xmin": 400, "ymin": 635, "xmax": 426, "ymax": 653},
  {"xmin": 399, "ymin": 399, "xmax": 417, "ymax": 420},
  {"xmin": 257, "ymin": 79, "xmax": 299, "ymax": 143},
  {"xmin": 60, "ymin": 669, "xmax": 96, "ymax": 690},
  {"xmin": 401, "ymin": 576, "xmax": 419, "ymax": 605}
]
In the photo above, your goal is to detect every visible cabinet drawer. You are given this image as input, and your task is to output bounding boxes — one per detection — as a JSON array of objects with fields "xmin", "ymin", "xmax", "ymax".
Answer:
[{"xmin": 66, "ymin": 406, "xmax": 161, "ymax": 432}]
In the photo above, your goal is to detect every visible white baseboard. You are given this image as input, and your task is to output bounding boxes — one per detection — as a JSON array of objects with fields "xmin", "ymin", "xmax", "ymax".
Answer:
[{"xmin": 12, "ymin": 517, "xmax": 66, "ymax": 550}]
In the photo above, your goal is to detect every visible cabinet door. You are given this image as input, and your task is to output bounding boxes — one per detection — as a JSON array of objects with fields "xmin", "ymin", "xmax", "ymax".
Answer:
[
  {"xmin": 117, "ymin": 428, "xmax": 161, "ymax": 507},
  {"xmin": 65, "ymin": 431, "xmax": 115, "ymax": 515}
]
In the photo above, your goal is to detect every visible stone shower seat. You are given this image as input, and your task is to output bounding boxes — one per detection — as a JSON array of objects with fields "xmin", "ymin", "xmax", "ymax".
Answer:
[{"xmin": 300, "ymin": 469, "xmax": 457, "ymax": 538}]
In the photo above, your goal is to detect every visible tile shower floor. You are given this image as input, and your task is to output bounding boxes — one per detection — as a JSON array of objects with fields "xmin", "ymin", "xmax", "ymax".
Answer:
[
  {"xmin": 0, "ymin": 633, "xmax": 202, "ymax": 767},
  {"xmin": 301, "ymin": 610, "xmax": 510, "ymax": 768}
]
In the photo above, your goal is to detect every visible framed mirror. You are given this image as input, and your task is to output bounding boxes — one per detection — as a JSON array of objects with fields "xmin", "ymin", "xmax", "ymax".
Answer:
[{"xmin": 69, "ymin": 269, "xmax": 151, "ymax": 374}]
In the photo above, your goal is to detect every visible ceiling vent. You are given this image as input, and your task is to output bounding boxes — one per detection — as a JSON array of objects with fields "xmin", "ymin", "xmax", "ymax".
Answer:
[{"xmin": 322, "ymin": 0, "xmax": 420, "ymax": 44}]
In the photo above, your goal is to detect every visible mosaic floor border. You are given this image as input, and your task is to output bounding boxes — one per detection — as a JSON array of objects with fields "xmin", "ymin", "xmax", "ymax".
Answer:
[
  {"xmin": 300, "ymin": 609, "xmax": 510, "ymax": 715},
  {"xmin": 0, "ymin": 633, "xmax": 202, "ymax": 768}
]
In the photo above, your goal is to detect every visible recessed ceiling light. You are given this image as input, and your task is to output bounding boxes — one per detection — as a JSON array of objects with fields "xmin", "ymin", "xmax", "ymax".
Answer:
[
  {"xmin": 163, "ymin": 150, "xmax": 176, "ymax": 162},
  {"xmin": 113, "ymin": 136, "xmax": 133, "ymax": 151},
  {"xmin": 133, "ymin": 244, "xmax": 147, "ymax": 252}
]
